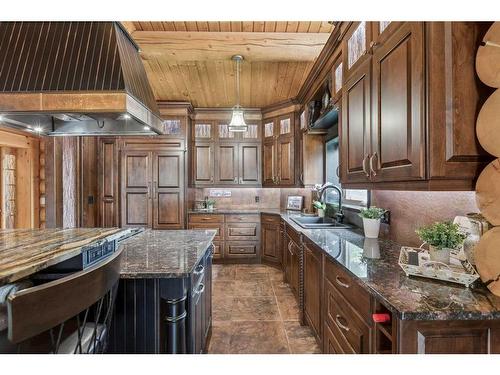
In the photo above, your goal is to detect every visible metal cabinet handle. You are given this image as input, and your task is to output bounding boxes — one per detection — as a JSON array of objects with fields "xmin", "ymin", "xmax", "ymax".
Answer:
[
  {"xmin": 202, "ymin": 217, "xmax": 211, "ymax": 221},
  {"xmin": 239, "ymin": 177, "xmax": 243, "ymax": 184},
  {"xmin": 194, "ymin": 264, "xmax": 204, "ymax": 275},
  {"xmin": 336, "ymin": 165, "xmax": 340, "ymax": 178},
  {"xmin": 335, "ymin": 315, "xmax": 350, "ymax": 332},
  {"xmin": 234, "ymin": 177, "xmax": 238, "ymax": 183},
  {"xmin": 335, "ymin": 275, "xmax": 350, "ymax": 289},
  {"xmin": 370, "ymin": 152, "xmax": 378, "ymax": 176},
  {"xmin": 195, "ymin": 283, "xmax": 205, "ymax": 295},
  {"xmin": 148, "ymin": 182, "xmax": 152, "ymax": 200},
  {"xmin": 362, "ymin": 155, "xmax": 370, "ymax": 177}
]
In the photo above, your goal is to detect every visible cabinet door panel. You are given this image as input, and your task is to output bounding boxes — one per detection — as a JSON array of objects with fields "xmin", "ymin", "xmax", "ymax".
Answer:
[
  {"xmin": 215, "ymin": 144, "xmax": 238, "ymax": 184},
  {"xmin": 304, "ymin": 244, "xmax": 322, "ymax": 342},
  {"xmin": 121, "ymin": 151, "xmax": 151, "ymax": 227},
  {"xmin": 153, "ymin": 151, "xmax": 184, "ymax": 229},
  {"xmin": 371, "ymin": 22, "xmax": 425, "ymax": 182},
  {"xmin": 193, "ymin": 142, "xmax": 213, "ymax": 185},
  {"xmin": 98, "ymin": 138, "xmax": 118, "ymax": 227},
  {"xmin": 239, "ymin": 143, "xmax": 261, "ymax": 185},
  {"xmin": 261, "ymin": 222, "xmax": 280, "ymax": 263},
  {"xmin": 278, "ymin": 138, "xmax": 295, "ymax": 186},
  {"xmin": 340, "ymin": 60, "xmax": 371, "ymax": 183},
  {"xmin": 263, "ymin": 140, "xmax": 276, "ymax": 186}
]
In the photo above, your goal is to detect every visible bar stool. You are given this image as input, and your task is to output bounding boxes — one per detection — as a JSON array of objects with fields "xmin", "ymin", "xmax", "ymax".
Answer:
[{"xmin": 4, "ymin": 247, "xmax": 123, "ymax": 354}]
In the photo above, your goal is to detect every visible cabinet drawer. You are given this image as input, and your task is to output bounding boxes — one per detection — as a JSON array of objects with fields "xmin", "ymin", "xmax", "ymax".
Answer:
[
  {"xmin": 212, "ymin": 241, "xmax": 223, "ymax": 259},
  {"xmin": 225, "ymin": 242, "xmax": 258, "ymax": 258},
  {"xmin": 324, "ymin": 257, "xmax": 371, "ymax": 323},
  {"xmin": 261, "ymin": 213, "xmax": 280, "ymax": 224},
  {"xmin": 324, "ymin": 278, "xmax": 371, "ymax": 354},
  {"xmin": 188, "ymin": 223, "xmax": 224, "ymax": 241},
  {"xmin": 189, "ymin": 214, "xmax": 224, "ymax": 223},
  {"xmin": 226, "ymin": 214, "xmax": 260, "ymax": 223},
  {"xmin": 225, "ymin": 223, "xmax": 260, "ymax": 241},
  {"xmin": 324, "ymin": 321, "xmax": 349, "ymax": 354},
  {"xmin": 286, "ymin": 224, "xmax": 301, "ymax": 245}
]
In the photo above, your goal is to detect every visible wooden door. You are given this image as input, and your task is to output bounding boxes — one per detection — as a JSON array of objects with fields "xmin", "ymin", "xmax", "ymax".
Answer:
[
  {"xmin": 277, "ymin": 137, "xmax": 295, "ymax": 186},
  {"xmin": 262, "ymin": 139, "xmax": 276, "ymax": 186},
  {"xmin": 340, "ymin": 59, "xmax": 372, "ymax": 184},
  {"xmin": 193, "ymin": 142, "xmax": 214, "ymax": 185},
  {"xmin": 121, "ymin": 151, "xmax": 152, "ymax": 227},
  {"xmin": 370, "ymin": 22, "xmax": 425, "ymax": 182},
  {"xmin": 239, "ymin": 143, "xmax": 261, "ymax": 185},
  {"xmin": 152, "ymin": 151, "xmax": 185, "ymax": 229},
  {"xmin": 261, "ymin": 222, "xmax": 280, "ymax": 263},
  {"xmin": 215, "ymin": 143, "xmax": 238, "ymax": 185},
  {"xmin": 304, "ymin": 243, "xmax": 322, "ymax": 342}
]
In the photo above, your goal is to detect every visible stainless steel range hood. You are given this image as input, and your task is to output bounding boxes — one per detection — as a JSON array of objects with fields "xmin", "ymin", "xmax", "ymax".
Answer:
[{"xmin": 0, "ymin": 22, "xmax": 163, "ymax": 136}]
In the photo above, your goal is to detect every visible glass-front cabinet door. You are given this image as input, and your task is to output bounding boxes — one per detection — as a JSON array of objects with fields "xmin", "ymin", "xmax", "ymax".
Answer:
[
  {"xmin": 264, "ymin": 120, "xmax": 275, "ymax": 139},
  {"xmin": 194, "ymin": 122, "xmax": 213, "ymax": 140},
  {"xmin": 217, "ymin": 123, "xmax": 235, "ymax": 140},
  {"xmin": 344, "ymin": 21, "xmax": 371, "ymax": 76},
  {"xmin": 242, "ymin": 124, "xmax": 260, "ymax": 140}
]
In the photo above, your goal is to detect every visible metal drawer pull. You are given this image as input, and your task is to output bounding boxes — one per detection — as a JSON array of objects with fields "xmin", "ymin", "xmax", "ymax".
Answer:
[
  {"xmin": 335, "ymin": 315, "xmax": 350, "ymax": 332},
  {"xmin": 335, "ymin": 276, "xmax": 350, "ymax": 289},
  {"xmin": 195, "ymin": 283, "xmax": 205, "ymax": 295},
  {"xmin": 369, "ymin": 152, "xmax": 378, "ymax": 176},
  {"xmin": 194, "ymin": 264, "xmax": 204, "ymax": 275},
  {"xmin": 362, "ymin": 155, "xmax": 369, "ymax": 177},
  {"xmin": 202, "ymin": 217, "xmax": 211, "ymax": 221}
]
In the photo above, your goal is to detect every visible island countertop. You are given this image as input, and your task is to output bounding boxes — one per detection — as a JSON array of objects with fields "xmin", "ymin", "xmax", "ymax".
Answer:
[
  {"xmin": 0, "ymin": 227, "xmax": 125, "ymax": 286},
  {"xmin": 118, "ymin": 229, "xmax": 217, "ymax": 278}
]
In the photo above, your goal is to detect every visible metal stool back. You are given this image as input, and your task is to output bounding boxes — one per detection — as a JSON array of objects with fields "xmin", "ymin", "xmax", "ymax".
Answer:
[{"xmin": 6, "ymin": 247, "xmax": 123, "ymax": 354}]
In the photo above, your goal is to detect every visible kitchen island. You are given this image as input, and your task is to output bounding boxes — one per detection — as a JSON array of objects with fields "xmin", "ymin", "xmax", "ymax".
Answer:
[{"xmin": 110, "ymin": 229, "xmax": 217, "ymax": 354}]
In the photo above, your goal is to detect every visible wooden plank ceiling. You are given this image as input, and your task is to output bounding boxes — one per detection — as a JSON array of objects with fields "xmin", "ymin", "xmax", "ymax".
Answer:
[{"xmin": 124, "ymin": 21, "xmax": 334, "ymax": 108}]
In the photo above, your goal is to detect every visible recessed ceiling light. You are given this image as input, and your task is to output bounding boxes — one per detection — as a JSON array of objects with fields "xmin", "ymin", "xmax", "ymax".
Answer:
[
  {"xmin": 143, "ymin": 126, "xmax": 150, "ymax": 131},
  {"xmin": 34, "ymin": 126, "xmax": 43, "ymax": 132},
  {"xmin": 123, "ymin": 114, "xmax": 131, "ymax": 120}
]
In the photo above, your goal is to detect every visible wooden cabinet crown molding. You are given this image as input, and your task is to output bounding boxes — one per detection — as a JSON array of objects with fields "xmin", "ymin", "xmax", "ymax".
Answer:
[{"xmin": 192, "ymin": 107, "xmax": 262, "ymax": 121}]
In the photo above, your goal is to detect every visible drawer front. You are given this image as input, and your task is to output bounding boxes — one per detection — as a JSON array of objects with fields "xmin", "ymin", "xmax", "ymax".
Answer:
[
  {"xmin": 226, "ymin": 214, "xmax": 260, "ymax": 223},
  {"xmin": 225, "ymin": 241, "xmax": 258, "ymax": 258},
  {"xmin": 261, "ymin": 213, "xmax": 280, "ymax": 224},
  {"xmin": 189, "ymin": 214, "xmax": 224, "ymax": 223},
  {"xmin": 212, "ymin": 241, "xmax": 223, "ymax": 259},
  {"xmin": 225, "ymin": 223, "xmax": 260, "ymax": 241},
  {"xmin": 324, "ymin": 321, "xmax": 350, "ymax": 354},
  {"xmin": 285, "ymin": 224, "xmax": 301, "ymax": 244},
  {"xmin": 324, "ymin": 257, "xmax": 371, "ymax": 323},
  {"xmin": 324, "ymin": 278, "xmax": 370, "ymax": 354},
  {"xmin": 188, "ymin": 223, "xmax": 224, "ymax": 241}
]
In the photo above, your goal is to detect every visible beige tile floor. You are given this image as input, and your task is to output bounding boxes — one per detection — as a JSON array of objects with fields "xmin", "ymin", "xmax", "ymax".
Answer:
[{"xmin": 208, "ymin": 264, "xmax": 321, "ymax": 354}]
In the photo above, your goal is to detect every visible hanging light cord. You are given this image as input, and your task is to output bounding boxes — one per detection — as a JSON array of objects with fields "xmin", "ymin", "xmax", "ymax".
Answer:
[{"xmin": 235, "ymin": 57, "xmax": 241, "ymax": 107}]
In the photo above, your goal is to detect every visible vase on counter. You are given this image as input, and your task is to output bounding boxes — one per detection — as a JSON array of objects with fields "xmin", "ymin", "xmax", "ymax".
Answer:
[
  {"xmin": 362, "ymin": 218, "xmax": 381, "ymax": 239},
  {"xmin": 428, "ymin": 245, "xmax": 451, "ymax": 264},
  {"xmin": 317, "ymin": 208, "xmax": 325, "ymax": 218}
]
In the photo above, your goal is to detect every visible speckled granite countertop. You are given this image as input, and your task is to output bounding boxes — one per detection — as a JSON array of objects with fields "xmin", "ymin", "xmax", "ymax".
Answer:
[
  {"xmin": 187, "ymin": 208, "xmax": 500, "ymax": 321},
  {"xmin": 119, "ymin": 229, "xmax": 216, "ymax": 278},
  {"xmin": 0, "ymin": 228, "xmax": 125, "ymax": 286}
]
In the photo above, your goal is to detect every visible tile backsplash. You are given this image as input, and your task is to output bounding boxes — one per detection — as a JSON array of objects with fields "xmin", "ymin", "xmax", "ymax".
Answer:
[
  {"xmin": 188, "ymin": 188, "xmax": 314, "ymax": 211},
  {"xmin": 371, "ymin": 190, "xmax": 479, "ymax": 247}
]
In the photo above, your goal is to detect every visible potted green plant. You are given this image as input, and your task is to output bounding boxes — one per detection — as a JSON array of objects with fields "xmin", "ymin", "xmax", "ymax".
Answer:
[
  {"xmin": 416, "ymin": 221, "xmax": 467, "ymax": 264},
  {"xmin": 313, "ymin": 201, "xmax": 326, "ymax": 218},
  {"xmin": 358, "ymin": 207, "xmax": 386, "ymax": 238},
  {"xmin": 206, "ymin": 199, "xmax": 216, "ymax": 211}
]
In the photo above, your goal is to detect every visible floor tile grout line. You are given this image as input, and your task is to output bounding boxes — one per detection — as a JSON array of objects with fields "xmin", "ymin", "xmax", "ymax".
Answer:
[{"xmin": 269, "ymin": 268, "xmax": 292, "ymax": 354}]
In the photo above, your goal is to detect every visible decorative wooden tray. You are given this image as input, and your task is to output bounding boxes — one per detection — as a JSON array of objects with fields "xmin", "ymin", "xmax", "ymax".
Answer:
[{"xmin": 398, "ymin": 247, "xmax": 480, "ymax": 288}]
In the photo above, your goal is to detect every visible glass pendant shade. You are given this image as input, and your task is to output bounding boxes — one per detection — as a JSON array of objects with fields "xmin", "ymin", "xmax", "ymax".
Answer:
[{"xmin": 228, "ymin": 106, "xmax": 247, "ymax": 132}]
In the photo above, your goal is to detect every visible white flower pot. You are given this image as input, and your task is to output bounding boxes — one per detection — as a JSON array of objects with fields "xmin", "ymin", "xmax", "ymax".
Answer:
[
  {"xmin": 317, "ymin": 209, "xmax": 325, "ymax": 218},
  {"xmin": 429, "ymin": 245, "xmax": 451, "ymax": 264},
  {"xmin": 363, "ymin": 218, "xmax": 381, "ymax": 238}
]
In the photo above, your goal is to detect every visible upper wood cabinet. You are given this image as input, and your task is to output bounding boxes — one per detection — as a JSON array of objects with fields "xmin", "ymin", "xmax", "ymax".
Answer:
[
  {"xmin": 191, "ymin": 118, "xmax": 262, "ymax": 187},
  {"xmin": 339, "ymin": 21, "xmax": 492, "ymax": 190},
  {"xmin": 262, "ymin": 112, "xmax": 296, "ymax": 187}
]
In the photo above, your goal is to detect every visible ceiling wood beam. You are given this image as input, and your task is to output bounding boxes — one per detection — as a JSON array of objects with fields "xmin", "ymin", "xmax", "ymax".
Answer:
[{"xmin": 131, "ymin": 31, "xmax": 331, "ymax": 62}]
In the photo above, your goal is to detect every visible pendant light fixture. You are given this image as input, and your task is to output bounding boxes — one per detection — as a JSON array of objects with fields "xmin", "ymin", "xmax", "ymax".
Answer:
[{"xmin": 229, "ymin": 55, "xmax": 248, "ymax": 132}]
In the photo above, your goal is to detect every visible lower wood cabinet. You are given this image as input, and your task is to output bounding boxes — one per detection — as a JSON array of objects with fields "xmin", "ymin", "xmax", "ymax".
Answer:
[
  {"xmin": 304, "ymin": 241, "xmax": 322, "ymax": 344},
  {"xmin": 188, "ymin": 213, "xmax": 260, "ymax": 262},
  {"xmin": 261, "ymin": 214, "xmax": 281, "ymax": 265},
  {"xmin": 284, "ymin": 226, "xmax": 301, "ymax": 302}
]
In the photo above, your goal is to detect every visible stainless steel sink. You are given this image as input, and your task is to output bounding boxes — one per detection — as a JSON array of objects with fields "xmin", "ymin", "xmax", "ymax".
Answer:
[{"xmin": 290, "ymin": 216, "xmax": 351, "ymax": 229}]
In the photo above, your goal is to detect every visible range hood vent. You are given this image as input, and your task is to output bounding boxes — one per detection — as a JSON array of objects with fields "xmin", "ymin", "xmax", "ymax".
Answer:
[{"xmin": 0, "ymin": 22, "xmax": 163, "ymax": 136}]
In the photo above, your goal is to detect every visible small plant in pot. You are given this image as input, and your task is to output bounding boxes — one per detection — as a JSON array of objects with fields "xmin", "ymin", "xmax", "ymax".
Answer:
[
  {"xmin": 358, "ymin": 207, "xmax": 386, "ymax": 238},
  {"xmin": 416, "ymin": 221, "xmax": 467, "ymax": 264},
  {"xmin": 313, "ymin": 201, "xmax": 326, "ymax": 218}
]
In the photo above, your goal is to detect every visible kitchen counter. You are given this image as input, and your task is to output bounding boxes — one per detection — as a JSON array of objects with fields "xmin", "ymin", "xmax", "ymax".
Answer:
[
  {"xmin": 189, "ymin": 208, "xmax": 500, "ymax": 321},
  {"xmin": 188, "ymin": 208, "xmax": 283, "ymax": 215},
  {"xmin": 0, "ymin": 228, "xmax": 124, "ymax": 286},
  {"xmin": 119, "ymin": 229, "xmax": 217, "ymax": 278}
]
